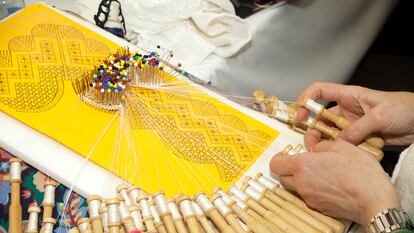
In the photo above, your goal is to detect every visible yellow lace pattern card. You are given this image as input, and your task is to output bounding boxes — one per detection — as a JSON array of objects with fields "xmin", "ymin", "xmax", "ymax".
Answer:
[{"xmin": 0, "ymin": 3, "xmax": 279, "ymax": 195}]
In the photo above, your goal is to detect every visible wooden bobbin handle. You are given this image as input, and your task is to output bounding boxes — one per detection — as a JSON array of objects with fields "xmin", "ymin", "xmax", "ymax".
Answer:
[
  {"xmin": 196, "ymin": 215, "xmax": 215, "ymax": 233},
  {"xmin": 321, "ymin": 108, "xmax": 385, "ymax": 149},
  {"xmin": 229, "ymin": 202, "xmax": 272, "ymax": 233},
  {"xmin": 245, "ymin": 198, "xmax": 300, "ymax": 233},
  {"xmin": 160, "ymin": 212, "xmax": 177, "ymax": 233},
  {"xmin": 185, "ymin": 216, "xmax": 202, "ymax": 233},
  {"xmin": 309, "ymin": 118, "xmax": 384, "ymax": 161},
  {"xmin": 174, "ymin": 218, "xmax": 188, "ymax": 233},
  {"xmin": 9, "ymin": 158, "xmax": 22, "ymax": 233}
]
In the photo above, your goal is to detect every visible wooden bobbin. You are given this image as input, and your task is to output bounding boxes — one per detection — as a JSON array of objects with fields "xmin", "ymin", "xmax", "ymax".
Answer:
[
  {"xmin": 252, "ymin": 90, "xmax": 267, "ymax": 113},
  {"xmin": 87, "ymin": 195, "xmax": 104, "ymax": 233},
  {"xmin": 176, "ymin": 194, "xmax": 203, "ymax": 233},
  {"xmin": 243, "ymin": 177, "xmax": 333, "ymax": 233},
  {"xmin": 228, "ymin": 185, "xmax": 301, "ymax": 233},
  {"xmin": 9, "ymin": 158, "xmax": 22, "ymax": 233},
  {"xmin": 99, "ymin": 203, "xmax": 110, "ymax": 233},
  {"xmin": 42, "ymin": 178, "xmax": 58, "ymax": 222},
  {"xmin": 128, "ymin": 205, "xmax": 145, "ymax": 232},
  {"xmin": 153, "ymin": 191, "xmax": 177, "ymax": 233},
  {"xmin": 228, "ymin": 193, "xmax": 283, "ymax": 233},
  {"xmin": 254, "ymin": 173, "xmax": 345, "ymax": 233},
  {"xmin": 210, "ymin": 193, "xmax": 250, "ymax": 233},
  {"xmin": 127, "ymin": 186, "xmax": 141, "ymax": 206},
  {"xmin": 67, "ymin": 227, "xmax": 81, "ymax": 233},
  {"xmin": 241, "ymin": 183, "xmax": 320, "ymax": 233},
  {"xmin": 117, "ymin": 184, "xmax": 133, "ymax": 207},
  {"xmin": 41, "ymin": 218, "xmax": 56, "ymax": 233},
  {"xmin": 77, "ymin": 217, "xmax": 93, "ymax": 233},
  {"xmin": 137, "ymin": 193, "xmax": 157, "ymax": 233},
  {"xmin": 265, "ymin": 96, "xmax": 279, "ymax": 116},
  {"xmin": 107, "ymin": 197, "xmax": 122, "ymax": 233},
  {"xmin": 300, "ymin": 96, "xmax": 385, "ymax": 148},
  {"xmin": 191, "ymin": 201, "xmax": 216, "ymax": 233},
  {"xmin": 194, "ymin": 192, "xmax": 236, "ymax": 233},
  {"xmin": 304, "ymin": 116, "xmax": 384, "ymax": 160},
  {"xmin": 26, "ymin": 206, "xmax": 41, "ymax": 233},
  {"xmin": 119, "ymin": 198, "xmax": 139, "ymax": 233},
  {"xmin": 149, "ymin": 198, "xmax": 168, "ymax": 233},
  {"xmin": 213, "ymin": 187, "xmax": 273, "ymax": 233},
  {"xmin": 293, "ymin": 144, "xmax": 304, "ymax": 153},
  {"xmin": 166, "ymin": 198, "xmax": 188, "ymax": 233},
  {"xmin": 280, "ymin": 145, "xmax": 293, "ymax": 156}
]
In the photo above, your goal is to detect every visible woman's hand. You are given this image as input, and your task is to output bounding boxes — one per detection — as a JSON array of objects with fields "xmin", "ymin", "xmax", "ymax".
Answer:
[
  {"xmin": 269, "ymin": 140, "xmax": 400, "ymax": 225},
  {"xmin": 295, "ymin": 82, "xmax": 414, "ymax": 150}
]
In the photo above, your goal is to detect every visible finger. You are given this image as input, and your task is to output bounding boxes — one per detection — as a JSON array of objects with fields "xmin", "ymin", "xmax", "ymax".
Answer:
[
  {"xmin": 327, "ymin": 105, "xmax": 341, "ymax": 115},
  {"xmin": 269, "ymin": 154, "xmax": 296, "ymax": 176},
  {"xmin": 279, "ymin": 176, "xmax": 296, "ymax": 192},
  {"xmin": 313, "ymin": 140, "xmax": 337, "ymax": 152},
  {"xmin": 304, "ymin": 128, "xmax": 322, "ymax": 151},
  {"xmin": 341, "ymin": 107, "xmax": 384, "ymax": 145},
  {"xmin": 297, "ymin": 82, "xmax": 349, "ymax": 103},
  {"xmin": 296, "ymin": 106, "xmax": 309, "ymax": 122}
]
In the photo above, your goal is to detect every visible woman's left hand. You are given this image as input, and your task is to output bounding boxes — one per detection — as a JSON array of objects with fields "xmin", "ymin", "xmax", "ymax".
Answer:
[{"xmin": 269, "ymin": 140, "xmax": 400, "ymax": 225}]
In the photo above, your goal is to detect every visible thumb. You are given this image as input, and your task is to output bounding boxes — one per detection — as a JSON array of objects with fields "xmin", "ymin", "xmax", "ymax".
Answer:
[{"xmin": 342, "ymin": 108, "xmax": 383, "ymax": 145}]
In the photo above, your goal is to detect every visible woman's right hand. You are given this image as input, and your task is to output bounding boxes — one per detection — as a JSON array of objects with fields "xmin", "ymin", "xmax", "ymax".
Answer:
[{"xmin": 295, "ymin": 82, "xmax": 414, "ymax": 150}]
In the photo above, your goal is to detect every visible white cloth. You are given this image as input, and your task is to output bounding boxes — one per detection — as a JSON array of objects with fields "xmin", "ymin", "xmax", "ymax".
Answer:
[
  {"xmin": 75, "ymin": 0, "xmax": 251, "ymax": 66},
  {"xmin": 392, "ymin": 143, "xmax": 414, "ymax": 223}
]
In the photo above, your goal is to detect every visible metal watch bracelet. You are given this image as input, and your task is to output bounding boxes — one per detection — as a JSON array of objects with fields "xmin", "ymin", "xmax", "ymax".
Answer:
[{"xmin": 368, "ymin": 208, "xmax": 413, "ymax": 233}]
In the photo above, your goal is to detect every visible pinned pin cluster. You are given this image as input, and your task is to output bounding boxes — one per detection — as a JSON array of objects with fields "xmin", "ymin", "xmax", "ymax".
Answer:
[{"xmin": 90, "ymin": 49, "xmax": 171, "ymax": 93}]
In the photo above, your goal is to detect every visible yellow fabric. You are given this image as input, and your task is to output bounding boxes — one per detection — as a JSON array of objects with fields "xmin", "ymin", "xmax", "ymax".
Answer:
[{"xmin": 0, "ymin": 3, "xmax": 278, "ymax": 195}]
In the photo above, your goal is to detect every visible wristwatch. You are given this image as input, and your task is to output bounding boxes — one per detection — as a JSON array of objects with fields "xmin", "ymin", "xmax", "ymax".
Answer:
[{"xmin": 367, "ymin": 208, "xmax": 413, "ymax": 233}]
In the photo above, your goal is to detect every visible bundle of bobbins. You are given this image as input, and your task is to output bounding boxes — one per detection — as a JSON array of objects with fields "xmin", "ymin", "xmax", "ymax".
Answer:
[
  {"xmin": 8, "ymin": 148, "xmax": 346, "ymax": 233},
  {"xmin": 15, "ymin": 146, "xmax": 345, "ymax": 233},
  {"xmin": 252, "ymin": 90, "xmax": 385, "ymax": 161}
]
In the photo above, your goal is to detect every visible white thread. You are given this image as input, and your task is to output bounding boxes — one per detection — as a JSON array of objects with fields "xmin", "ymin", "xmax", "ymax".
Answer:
[
  {"xmin": 150, "ymin": 203, "xmax": 162, "ymax": 223},
  {"xmin": 191, "ymin": 201, "xmax": 204, "ymax": 216},
  {"xmin": 305, "ymin": 98, "xmax": 323, "ymax": 114},
  {"xmin": 274, "ymin": 111, "xmax": 290, "ymax": 123},
  {"xmin": 229, "ymin": 195, "xmax": 247, "ymax": 210},
  {"xmin": 88, "ymin": 199, "xmax": 101, "ymax": 218},
  {"xmin": 119, "ymin": 189, "xmax": 133, "ymax": 206},
  {"xmin": 100, "ymin": 206, "xmax": 109, "ymax": 232},
  {"xmin": 154, "ymin": 193, "xmax": 169, "ymax": 214},
  {"xmin": 228, "ymin": 186, "xmax": 248, "ymax": 201},
  {"xmin": 257, "ymin": 176, "xmax": 276, "ymax": 190},
  {"xmin": 212, "ymin": 197, "xmax": 231, "ymax": 215},
  {"xmin": 27, "ymin": 208, "xmax": 40, "ymax": 231},
  {"xmin": 9, "ymin": 161, "xmax": 21, "ymax": 180},
  {"xmin": 179, "ymin": 199, "xmax": 194, "ymax": 217},
  {"xmin": 167, "ymin": 201, "xmax": 182, "ymax": 220},
  {"xmin": 195, "ymin": 194, "xmax": 213, "ymax": 211},
  {"xmin": 219, "ymin": 191, "xmax": 233, "ymax": 206},
  {"xmin": 43, "ymin": 185, "xmax": 56, "ymax": 204},
  {"xmin": 129, "ymin": 208, "xmax": 145, "ymax": 230},
  {"xmin": 128, "ymin": 187, "xmax": 140, "ymax": 205},
  {"xmin": 107, "ymin": 203, "xmax": 121, "ymax": 224},
  {"xmin": 139, "ymin": 198, "xmax": 152, "ymax": 218},
  {"xmin": 244, "ymin": 187, "xmax": 261, "ymax": 201},
  {"xmin": 119, "ymin": 201, "xmax": 130, "ymax": 219},
  {"xmin": 304, "ymin": 116, "xmax": 316, "ymax": 127},
  {"xmin": 247, "ymin": 180, "xmax": 265, "ymax": 193}
]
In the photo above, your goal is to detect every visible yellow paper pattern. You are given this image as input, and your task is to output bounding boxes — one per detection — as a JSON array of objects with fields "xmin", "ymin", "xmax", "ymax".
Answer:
[{"xmin": 0, "ymin": 3, "xmax": 279, "ymax": 195}]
